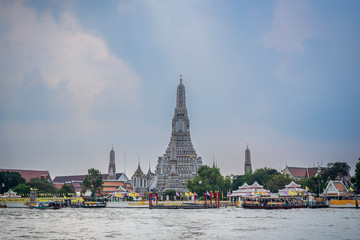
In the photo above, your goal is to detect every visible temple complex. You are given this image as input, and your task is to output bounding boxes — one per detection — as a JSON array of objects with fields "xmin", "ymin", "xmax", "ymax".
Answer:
[{"xmin": 148, "ymin": 76, "xmax": 202, "ymax": 193}]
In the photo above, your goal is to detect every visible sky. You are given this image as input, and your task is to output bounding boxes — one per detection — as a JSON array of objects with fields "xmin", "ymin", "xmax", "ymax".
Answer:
[{"xmin": 0, "ymin": 0, "xmax": 359, "ymax": 179}]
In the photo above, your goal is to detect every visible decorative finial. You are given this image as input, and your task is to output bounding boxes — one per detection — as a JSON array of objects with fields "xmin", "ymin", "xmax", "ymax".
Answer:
[
  {"xmin": 180, "ymin": 75, "xmax": 182, "ymax": 84},
  {"xmin": 112, "ymin": 145, "xmax": 113, "ymax": 150}
]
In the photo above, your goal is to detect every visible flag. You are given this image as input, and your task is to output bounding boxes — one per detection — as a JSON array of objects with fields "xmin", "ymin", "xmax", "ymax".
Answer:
[
  {"xmin": 293, "ymin": 191, "xmax": 297, "ymax": 195},
  {"xmin": 261, "ymin": 191, "xmax": 266, "ymax": 195},
  {"xmin": 350, "ymin": 186, "xmax": 354, "ymax": 192},
  {"xmin": 247, "ymin": 191, "xmax": 251, "ymax": 196},
  {"xmin": 257, "ymin": 191, "xmax": 260, "ymax": 195},
  {"xmin": 185, "ymin": 192, "xmax": 189, "ymax": 197},
  {"xmin": 252, "ymin": 191, "xmax": 255, "ymax": 195},
  {"xmin": 289, "ymin": 191, "xmax": 294, "ymax": 195},
  {"xmin": 176, "ymin": 192, "xmax": 180, "ymax": 197},
  {"xmin": 305, "ymin": 186, "xmax": 310, "ymax": 191},
  {"xmin": 206, "ymin": 191, "xmax": 210, "ymax": 196}
]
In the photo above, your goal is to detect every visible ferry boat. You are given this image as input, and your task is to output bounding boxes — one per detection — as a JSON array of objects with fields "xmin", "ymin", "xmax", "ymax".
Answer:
[
  {"xmin": 31, "ymin": 201, "xmax": 61, "ymax": 210},
  {"xmin": 241, "ymin": 196, "xmax": 305, "ymax": 209},
  {"xmin": 81, "ymin": 201, "xmax": 107, "ymax": 208}
]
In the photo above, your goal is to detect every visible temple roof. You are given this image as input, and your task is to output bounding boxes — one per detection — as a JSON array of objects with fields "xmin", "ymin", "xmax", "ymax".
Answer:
[
  {"xmin": 285, "ymin": 181, "xmax": 301, "ymax": 188},
  {"xmin": 53, "ymin": 173, "xmax": 124, "ymax": 183},
  {"xmin": 133, "ymin": 162, "xmax": 145, "ymax": 178},
  {"xmin": 0, "ymin": 169, "xmax": 51, "ymax": 182},
  {"xmin": 285, "ymin": 166, "xmax": 319, "ymax": 178}
]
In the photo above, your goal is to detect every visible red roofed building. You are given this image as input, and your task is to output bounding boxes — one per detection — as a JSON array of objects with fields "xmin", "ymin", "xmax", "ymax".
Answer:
[
  {"xmin": 321, "ymin": 180, "xmax": 352, "ymax": 205},
  {"xmin": 53, "ymin": 173, "xmax": 132, "ymax": 197},
  {"xmin": 0, "ymin": 169, "xmax": 52, "ymax": 182},
  {"xmin": 283, "ymin": 165, "xmax": 323, "ymax": 180},
  {"xmin": 53, "ymin": 173, "xmax": 127, "ymax": 183}
]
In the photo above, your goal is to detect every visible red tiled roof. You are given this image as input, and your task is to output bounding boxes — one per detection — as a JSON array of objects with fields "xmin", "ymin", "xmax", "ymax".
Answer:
[
  {"xmin": 53, "ymin": 173, "xmax": 124, "ymax": 183},
  {"xmin": 334, "ymin": 182, "xmax": 346, "ymax": 192},
  {"xmin": 307, "ymin": 168, "xmax": 318, "ymax": 177},
  {"xmin": 103, "ymin": 187, "xmax": 117, "ymax": 192},
  {"xmin": 0, "ymin": 169, "xmax": 51, "ymax": 182},
  {"xmin": 287, "ymin": 167, "xmax": 319, "ymax": 178},
  {"xmin": 103, "ymin": 181, "xmax": 124, "ymax": 187},
  {"xmin": 288, "ymin": 168, "xmax": 307, "ymax": 178}
]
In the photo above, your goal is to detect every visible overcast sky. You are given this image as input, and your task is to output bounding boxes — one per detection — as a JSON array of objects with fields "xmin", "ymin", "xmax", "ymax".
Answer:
[{"xmin": 0, "ymin": 0, "xmax": 359, "ymax": 179}]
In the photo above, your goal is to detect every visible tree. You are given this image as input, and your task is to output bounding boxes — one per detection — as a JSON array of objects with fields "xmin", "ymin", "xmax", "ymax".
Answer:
[
  {"xmin": 232, "ymin": 172, "xmax": 252, "ymax": 190},
  {"xmin": 354, "ymin": 158, "xmax": 360, "ymax": 194},
  {"xmin": 162, "ymin": 189, "xmax": 176, "ymax": 200},
  {"xmin": 28, "ymin": 178, "xmax": 57, "ymax": 193},
  {"xmin": 266, "ymin": 174, "xmax": 292, "ymax": 193},
  {"xmin": 299, "ymin": 175, "xmax": 327, "ymax": 197},
  {"xmin": 252, "ymin": 167, "xmax": 278, "ymax": 187},
  {"xmin": 57, "ymin": 184, "xmax": 75, "ymax": 196},
  {"xmin": 323, "ymin": 162, "xmax": 351, "ymax": 181},
  {"xmin": 12, "ymin": 183, "xmax": 31, "ymax": 195},
  {"xmin": 231, "ymin": 167, "xmax": 279, "ymax": 191},
  {"xmin": 81, "ymin": 168, "xmax": 104, "ymax": 199},
  {"xmin": 186, "ymin": 165, "xmax": 228, "ymax": 198},
  {"xmin": 0, "ymin": 171, "xmax": 25, "ymax": 194}
]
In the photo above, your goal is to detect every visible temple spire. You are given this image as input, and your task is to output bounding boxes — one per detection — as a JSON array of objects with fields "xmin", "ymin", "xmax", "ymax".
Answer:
[
  {"xmin": 245, "ymin": 145, "xmax": 252, "ymax": 174},
  {"xmin": 108, "ymin": 146, "xmax": 116, "ymax": 180}
]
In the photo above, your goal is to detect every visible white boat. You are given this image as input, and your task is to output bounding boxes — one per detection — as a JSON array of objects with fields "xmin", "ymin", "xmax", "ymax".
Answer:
[{"xmin": 106, "ymin": 201, "xmax": 148, "ymax": 208}]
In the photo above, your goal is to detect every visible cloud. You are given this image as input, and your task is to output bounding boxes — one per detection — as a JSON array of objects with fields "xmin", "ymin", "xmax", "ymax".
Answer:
[
  {"xmin": 0, "ymin": 1, "xmax": 141, "ymax": 122},
  {"xmin": 261, "ymin": 0, "xmax": 313, "ymax": 53}
]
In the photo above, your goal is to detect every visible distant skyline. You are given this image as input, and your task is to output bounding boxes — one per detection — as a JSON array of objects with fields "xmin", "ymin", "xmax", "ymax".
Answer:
[{"xmin": 0, "ymin": 0, "xmax": 359, "ymax": 178}]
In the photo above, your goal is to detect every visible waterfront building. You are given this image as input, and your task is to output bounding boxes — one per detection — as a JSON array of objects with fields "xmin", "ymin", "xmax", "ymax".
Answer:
[
  {"xmin": 230, "ymin": 181, "xmax": 271, "ymax": 204},
  {"xmin": 283, "ymin": 165, "xmax": 322, "ymax": 180},
  {"xmin": 53, "ymin": 173, "xmax": 129, "ymax": 183},
  {"xmin": 0, "ymin": 169, "xmax": 52, "ymax": 182},
  {"xmin": 53, "ymin": 173, "xmax": 130, "ymax": 196},
  {"xmin": 321, "ymin": 180, "xmax": 352, "ymax": 206},
  {"xmin": 244, "ymin": 146, "xmax": 252, "ymax": 173},
  {"xmin": 108, "ymin": 146, "xmax": 116, "ymax": 180},
  {"xmin": 131, "ymin": 162, "xmax": 148, "ymax": 193},
  {"xmin": 152, "ymin": 76, "xmax": 203, "ymax": 193},
  {"xmin": 278, "ymin": 181, "xmax": 308, "ymax": 197}
]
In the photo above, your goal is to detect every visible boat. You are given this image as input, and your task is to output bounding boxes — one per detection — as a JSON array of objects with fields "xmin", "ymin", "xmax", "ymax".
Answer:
[
  {"xmin": 241, "ymin": 196, "xmax": 305, "ymax": 209},
  {"xmin": 32, "ymin": 201, "xmax": 61, "ymax": 210},
  {"xmin": 149, "ymin": 202, "xmax": 217, "ymax": 209},
  {"xmin": 81, "ymin": 201, "xmax": 107, "ymax": 208}
]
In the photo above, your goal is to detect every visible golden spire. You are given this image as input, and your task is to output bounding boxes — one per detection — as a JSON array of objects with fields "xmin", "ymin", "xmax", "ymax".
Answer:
[{"xmin": 180, "ymin": 75, "xmax": 182, "ymax": 84}]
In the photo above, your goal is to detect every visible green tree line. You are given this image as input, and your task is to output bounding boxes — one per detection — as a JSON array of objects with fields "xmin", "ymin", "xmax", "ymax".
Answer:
[{"xmin": 0, "ymin": 171, "xmax": 75, "ymax": 196}]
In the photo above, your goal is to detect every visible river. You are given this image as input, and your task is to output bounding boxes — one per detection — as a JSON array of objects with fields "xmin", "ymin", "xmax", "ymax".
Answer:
[{"xmin": 0, "ymin": 207, "xmax": 359, "ymax": 239}]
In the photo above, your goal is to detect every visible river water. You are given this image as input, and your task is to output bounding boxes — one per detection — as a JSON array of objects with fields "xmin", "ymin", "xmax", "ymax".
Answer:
[{"xmin": 0, "ymin": 207, "xmax": 359, "ymax": 239}]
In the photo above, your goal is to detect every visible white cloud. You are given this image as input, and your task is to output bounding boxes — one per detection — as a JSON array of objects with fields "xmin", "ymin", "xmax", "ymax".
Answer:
[
  {"xmin": 0, "ymin": 1, "xmax": 141, "ymax": 121},
  {"xmin": 262, "ymin": 0, "xmax": 313, "ymax": 53}
]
